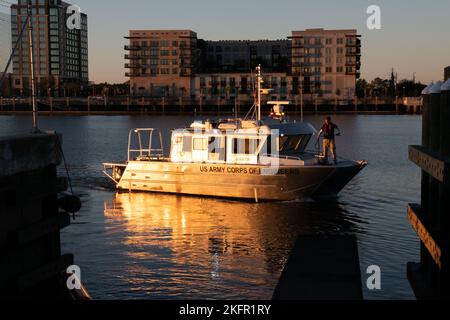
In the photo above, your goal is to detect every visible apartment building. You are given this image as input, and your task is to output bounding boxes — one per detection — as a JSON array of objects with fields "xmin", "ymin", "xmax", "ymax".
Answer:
[
  {"xmin": 125, "ymin": 30, "xmax": 198, "ymax": 96},
  {"xmin": 125, "ymin": 28, "xmax": 361, "ymax": 100},
  {"xmin": 0, "ymin": 12, "xmax": 11, "ymax": 74},
  {"xmin": 10, "ymin": 0, "xmax": 88, "ymax": 95},
  {"xmin": 291, "ymin": 29, "xmax": 361, "ymax": 99}
]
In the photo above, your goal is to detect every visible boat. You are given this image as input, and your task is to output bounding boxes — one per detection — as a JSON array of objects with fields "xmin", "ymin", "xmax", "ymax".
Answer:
[{"xmin": 103, "ymin": 66, "xmax": 367, "ymax": 202}]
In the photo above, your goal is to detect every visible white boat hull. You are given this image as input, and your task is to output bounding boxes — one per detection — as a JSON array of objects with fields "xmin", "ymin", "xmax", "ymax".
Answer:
[{"xmin": 105, "ymin": 160, "xmax": 367, "ymax": 202}]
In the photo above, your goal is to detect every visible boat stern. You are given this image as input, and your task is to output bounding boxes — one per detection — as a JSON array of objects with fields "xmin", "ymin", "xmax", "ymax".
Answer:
[{"xmin": 103, "ymin": 163, "xmax": 127, "ymax": 184}]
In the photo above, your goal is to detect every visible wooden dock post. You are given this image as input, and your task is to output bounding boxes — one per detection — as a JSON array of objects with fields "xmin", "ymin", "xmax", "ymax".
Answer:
[
  {"xmin": 407, "ymin": 74, "xmax": 450, "ymax": 299},
  {"xmin": 0, "ymin": 133, "xmax": 85, "ymax": 299},
  {"xmin": 439, "ymin": 79, "xmax": 450, "ymax": 247}
]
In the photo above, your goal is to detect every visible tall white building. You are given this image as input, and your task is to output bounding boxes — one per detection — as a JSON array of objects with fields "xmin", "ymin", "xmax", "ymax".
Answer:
[
  {"xmin": 0, "ymin": 12, "xmax": 12, "ymax": 73},
  {"xmin": 291, "ymin": 29, "xmax": 361, "ymax": 100}
]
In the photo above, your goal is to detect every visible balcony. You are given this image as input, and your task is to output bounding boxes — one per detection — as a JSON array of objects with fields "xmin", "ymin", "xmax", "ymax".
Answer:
[
  {"xmin": 300, "ymin": 62, "xmax": 322, "ymax": 67},
  {"xmin": 125, "ymin": 72, "xmax": 144, "ymax": 77},
  {"xmin": 124, "ymin": 54, "xmax": 159, "ymax": 60},
  {"xmin": 292, "ymin": 53, "xmax": 322, "ymax": 59},
  {"xmin": 124, "ymin": 63, "xmax": 140, "ymax": 69},
  {"xmin": 345, "ymin": 61, "xmax": 360, "ymax": 67},
  {"xmin": 345, "ymin": 41, "xmax": 361, "ymax": 48},
  {"xmin": 124, "ymin": 45, "xmax": 141, "ymax": 51},
  {"xmin": 346, "ymin": 49, "xmax": 361, "ymax": 56}
]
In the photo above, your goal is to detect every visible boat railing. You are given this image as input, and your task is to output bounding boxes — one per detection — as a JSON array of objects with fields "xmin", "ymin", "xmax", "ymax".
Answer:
[
  {"xmin": 261, "ymin": 153, "xmax": 302, "ymax": 161},
  {"xmin": 128, "ymin": 128, "xmax": 164, "ymax": 162}
]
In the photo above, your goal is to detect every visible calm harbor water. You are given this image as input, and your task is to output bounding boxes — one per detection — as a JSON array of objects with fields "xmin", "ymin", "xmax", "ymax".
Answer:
[{"xmin": 0, "ymin": 114, "xmax": 421, "ymax": 300}]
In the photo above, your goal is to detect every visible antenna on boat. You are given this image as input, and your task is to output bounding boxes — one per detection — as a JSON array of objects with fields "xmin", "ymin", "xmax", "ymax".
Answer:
[
  {"xmin": 26, "ymin": 0, "xmax": 39, "ymax": 132},
  {"xmin": 256, "ymin": 65, "xmax": 261, "ymax": 122}
]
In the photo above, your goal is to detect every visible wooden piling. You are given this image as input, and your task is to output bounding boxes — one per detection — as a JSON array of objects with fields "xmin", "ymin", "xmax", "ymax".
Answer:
[
  {"xmin": 439, "ymin": 80, "xmax": 450, "ymax": 238},
  {"xmin": 407, "ymin": 76, "xmax": 450, "ymax": 299},
  {"xmin": 0, "ymin": 133, "xmax": 81, "ymax": 299}
]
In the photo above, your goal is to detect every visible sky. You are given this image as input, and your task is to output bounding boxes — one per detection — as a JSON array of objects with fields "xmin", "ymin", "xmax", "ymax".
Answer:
[{"xmin": 1, "ymin": 0, "xmax": 449, "ymax": 84}]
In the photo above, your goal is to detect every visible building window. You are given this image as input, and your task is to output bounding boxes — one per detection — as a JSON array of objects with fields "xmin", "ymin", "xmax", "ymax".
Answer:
[
  {"xmin": 326, "ymin": 67, "xmax": 332, "ymax": 73},
  {"xmin": 326, "ymin": 38, "xmax": 332, "ymax": 45},
  {"xmin": 337, "ymin": 38, "xmax": 344, "ymax": 45},
  {"xmin": 337, "ymin": 67, "xmax": 344, "ymax": 73}
]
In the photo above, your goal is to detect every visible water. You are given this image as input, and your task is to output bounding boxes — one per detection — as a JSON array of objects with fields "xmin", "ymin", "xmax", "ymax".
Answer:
[{"xmin": 0, "ymin": 114, "xmax": 421, "ymax": 300}]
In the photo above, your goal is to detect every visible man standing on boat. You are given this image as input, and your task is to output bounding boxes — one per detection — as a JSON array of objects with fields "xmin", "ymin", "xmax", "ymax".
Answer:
[{"xmin": 317, "ymin": 116, "xmax": 341, "ymax": 164}]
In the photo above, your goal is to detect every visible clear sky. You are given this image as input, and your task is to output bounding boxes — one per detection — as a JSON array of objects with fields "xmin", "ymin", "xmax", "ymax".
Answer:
[{"xmin": 1, "ymin": 0, "xmax": 449, "ymax": 84}]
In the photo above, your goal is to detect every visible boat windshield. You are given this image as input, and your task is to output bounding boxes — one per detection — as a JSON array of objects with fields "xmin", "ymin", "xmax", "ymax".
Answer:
[{"xmin": 279, "ymin": 134, "xmax": 311, "ymax": 153}]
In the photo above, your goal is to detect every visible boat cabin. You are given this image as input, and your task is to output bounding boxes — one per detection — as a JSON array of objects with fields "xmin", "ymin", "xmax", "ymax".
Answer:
[{"xmin": 169, "ymin": 119, "xmax": 316, "ymax": 165}]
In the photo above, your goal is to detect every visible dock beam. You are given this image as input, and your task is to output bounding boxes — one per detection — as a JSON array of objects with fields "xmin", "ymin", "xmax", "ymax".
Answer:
[{"xmin": 272, "ymin": 235, "xmax": 363, "ymax": 300}]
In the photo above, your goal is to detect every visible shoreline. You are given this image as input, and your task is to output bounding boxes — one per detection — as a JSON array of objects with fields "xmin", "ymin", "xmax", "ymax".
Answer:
[{"xmin": 0, "ymin": 111, "xmax": 420, "ymax": 116}]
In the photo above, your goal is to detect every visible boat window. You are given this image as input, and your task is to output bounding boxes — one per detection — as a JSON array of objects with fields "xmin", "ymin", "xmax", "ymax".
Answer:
[
  {"xmin": 262, "ymin": 135, "xmax": 272, "ymax": 156},
  {"xmin": 193, "ymin": 138, "xmax": 208, "ymax": 151},
  {"xmin": 279, "ymin": 135, "xmax": 289, "ymax": 151},
  {"xmin": 183, "ymin": 136, "xmax": 192, "ymax": 152},
  {"xmin": 279, "ymin": 135, "xmax": 311, "ymax": 152},
  {"xmin": 298, "ymin": 135, "xmax": 312, "ymax": 151},
  {"xmin": 232, "ymin": 138, "xmax": 259, "ymax": 154},
  {"xmin": 208, "ymin": 136, "xmax": 225, "ymax": 161},
  {"xmin": 208, "ymin": 137, "xmax": 223, "ymax": 153}
]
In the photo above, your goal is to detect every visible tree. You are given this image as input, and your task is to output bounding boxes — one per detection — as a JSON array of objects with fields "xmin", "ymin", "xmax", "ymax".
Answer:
[
  {"xmin": 388, "ymin": 69, "xmax": 396, "ymax": 97},
  {"xmin": 356, "ymin": 79, "xmax": 368, "ymax": 98},
  {"xmin": 397, "ymin": 79, "xmax": 426, "ymax": 97}
]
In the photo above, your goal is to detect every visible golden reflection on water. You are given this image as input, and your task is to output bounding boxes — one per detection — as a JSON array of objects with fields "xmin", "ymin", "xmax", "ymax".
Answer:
[
  {"xmin": 102, "ymin": 192, "xmax": 352, "ymax": 299},
  {"xmin": 103, "ymin": 192, "xmax": 279, "ymax": 260}
]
